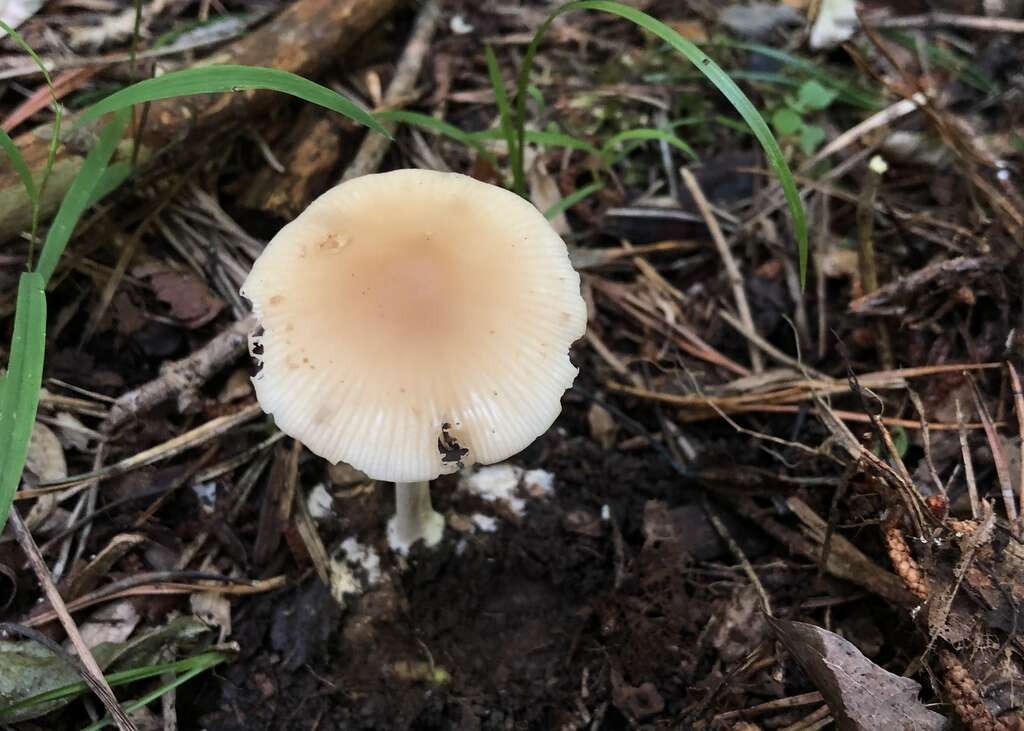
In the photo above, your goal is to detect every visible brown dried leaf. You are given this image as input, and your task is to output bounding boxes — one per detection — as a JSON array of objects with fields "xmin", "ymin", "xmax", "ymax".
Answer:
[
  {"xmin": 148, "ymin": 268, "xmax": 225, "ymax": 329},
  {"xmin": 610, "ymin": 667, "xmax": 665, "ymax": 721},
  {"xmin": 587, "ymin": 402, "xmax": 619, "ymax": 450},
  {"xmin": 769, "ymin": 617, "xmax": 947, "ymax": 731}
]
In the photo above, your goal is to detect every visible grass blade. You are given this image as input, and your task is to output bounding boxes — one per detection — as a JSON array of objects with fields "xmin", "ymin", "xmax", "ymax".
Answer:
[
  {"xmin": 375, "ymin": 110, "xmax": 500, "ymax": 170},
  {"xmin": 85, "ymin": 161, "xmax": 133, "ymax": 208},
  {"xmin": 484, "ymin": 46, "xmax": 522, "ymax": 194},
  {"xmin": 545, "ymin": 179, "xmax": 604, "ymax": 219},
  {"xmin": 0, "ymin": 127, "xmax": 36, "ymax": 202},
  {"xmin": 469, "ymin": 127, "xmax": 599, "ymax": 156},
  {"xmin": 80, "ymin": 654, "xmax": 224, "ymax": 731},
  {"xmin": 713, "ymin": 38, "xmax": 882, "ymax": 111},
  {"xmin": 35, "ymin": 111, "xmax": 130, "ymax": 287},
  {"xmin": 1, "ymin": 20, "xmax": 62, "ymax": 261},
  {"xmin": 76, "ymin": 65, "xmax": 387, "ymax": 137},
  {"xmin": 601, "ymin": 127, "xmax": 698, "ymax": 162},
  {"xmin": 0, "ymin": 651, "xmax": 227, "ymax": 718},
  {"xmin": 516, "ymin": 0, "xmax": 809, "ymax": 284},
  {"xmin": 0, "ymin": 273, "xmax": 46, "ymax": 533}
]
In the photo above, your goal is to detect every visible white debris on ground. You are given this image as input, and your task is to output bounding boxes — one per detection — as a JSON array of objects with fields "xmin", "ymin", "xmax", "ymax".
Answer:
[
  {"xmin": 523, "ymin": 468, "xmax": 554, "ymax": 497},
  {"xmin": 329, "ymin": 537, "xmax": 382, "ymax": 607},
  {"xmin": 471, "ymin": 514, "xmax": 498, "ymax": 533},
  {"xmin": 306, "ymin": 483, "xmax": 334, "ymax": 520},
  {"xmin": 449, "ymin": 14, "xmax": 473, "ymax": 35},
  {"xmin": 191, "ymin": 481, "xmax": 217, "ymax": 512},
  {"xmin": 809, "ymin": 0, "xmax": 858, "ymax": 50},
  {"xmin": 459, "ymin": 463, "xmax": 556, "ymax": 518}
]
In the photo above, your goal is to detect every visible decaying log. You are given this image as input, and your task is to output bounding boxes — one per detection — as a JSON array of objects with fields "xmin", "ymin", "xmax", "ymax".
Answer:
[
  {"xmin": 0, "ymin": 0, "xmax": 402, "ymax": 244},
  {"xmin": 238, "ymin": 105, "xmax": 345, "ymax": 218}
]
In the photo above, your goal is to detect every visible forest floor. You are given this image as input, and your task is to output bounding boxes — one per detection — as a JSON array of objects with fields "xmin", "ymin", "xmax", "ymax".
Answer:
[{"xmin": 2, "ymin": 0, "xmax": 1024, "ymax": 729}]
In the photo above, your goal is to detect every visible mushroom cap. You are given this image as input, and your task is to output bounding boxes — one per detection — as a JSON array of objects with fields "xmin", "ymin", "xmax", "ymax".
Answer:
[{"xmin": 242, "ymin": 169, "xmax": 588, "ymax": 482}]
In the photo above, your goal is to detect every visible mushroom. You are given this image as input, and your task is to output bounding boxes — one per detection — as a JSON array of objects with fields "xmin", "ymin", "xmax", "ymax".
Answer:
[{"xmin": 241, "ymin": 169, "xmax": 587, "ymax": 554}]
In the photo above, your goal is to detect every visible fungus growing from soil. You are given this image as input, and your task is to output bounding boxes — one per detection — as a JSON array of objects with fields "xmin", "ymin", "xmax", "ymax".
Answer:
[{"xmin": 241, "ymin": 169, "xmax": 587, "ymax": 554}]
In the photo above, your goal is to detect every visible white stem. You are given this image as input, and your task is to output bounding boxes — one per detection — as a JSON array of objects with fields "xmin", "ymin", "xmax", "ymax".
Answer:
[{"xmin": 387, "ymin": 481, "xmax": 444, "ymax": 555}]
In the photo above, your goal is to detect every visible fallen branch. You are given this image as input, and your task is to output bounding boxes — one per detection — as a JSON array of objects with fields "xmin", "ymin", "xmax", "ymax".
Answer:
[
  {"xmin": 0, "ymin": 0, "xmax": 401, "ymax": 243},
  {"xmin": 105, "ymin": 316, "xmax": 254, "ymax": 429}
]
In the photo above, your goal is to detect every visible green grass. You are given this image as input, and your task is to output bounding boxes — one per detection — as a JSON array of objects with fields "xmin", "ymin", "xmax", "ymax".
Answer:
[
  {"xmin": 0, "ymin": 6, "xmax": 812, "ymax": 721},
  {"xmin": 0, "ymin": 273, "xmax": 46, "ymax": 533},
  {"xmin": 35, "ymin": 110, "xmax": 130, "ymax": 287},
  {"xmin": 0, "ymin": 650, "xmax": 228, "ymax": 722},
  {"xmin": 0, "ymin": 59, "xmax": 392, "ymax": 538},
  {"xmin": 376, "ymin": 109, "xmax": 501, "ymax": 169},
  {"xmin": 545, "ymin": 179, "xmax": 604, "ymax": 219},
  {"xmin": 75, "ymin": 64, "xmax": 387, "ymax": 137},
  {"xmin": 0, "ymin": 20, "xmax": 64, "ymax": 259},
  {"xmin": 712, "ymin": 38, "xmax": 883, "ymax": 111},
  {"xmin": 514, "ymin": 1, "xmax": 807, "ymax": 283}
]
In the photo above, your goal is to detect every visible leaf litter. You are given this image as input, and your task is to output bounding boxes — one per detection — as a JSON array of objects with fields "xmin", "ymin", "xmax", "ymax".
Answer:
[{"xmin": 1, "ymin": 0, "xmax": 1024, "ymax": 728}]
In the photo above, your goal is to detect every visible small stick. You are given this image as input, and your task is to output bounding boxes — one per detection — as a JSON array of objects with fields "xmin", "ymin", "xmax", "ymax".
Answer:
[
  {"xmin": 702, "ymin": 497, "xmax": 772, "ymax": 616},
  {"xmin": 105, "ymin": 316, "xmax": 253, "ymax": 429},
  {"xmin": 680, "ymin": 167, "xmax": 763, "ymax": 372},
  {"xmin": 856, "ymin": 154, "xmax": 893, "ymax": 370},
  {"xmin": 713, "ymin": 691, "xmax": 823, "ymax": 722},
  {"xmin": 868, "ymin": 11, "xmax": 1024, "ymax": 32},
  {"xmin": 1008, "ymin": 362, "xmax": 1024, "ymax": 528},
  {"xmin": 955, "ymin": 397, "xmax": 980, "ymax": 519},
  {"xmin": 813, "ymin": 194, "xmax": 829, "ymax": 360},
  {"xmin": 968, "ymin": 375, "xmax": 1017, "ymax": 524},
  {"xmin": 780, "ymin": 705, "xmax": 832, "ymax": 731},
  {"xmin": 7, "ymin": 508, "xmax": 137, "ymax": 731},
  {"xmin": 907, "ymin": 389, "xmax": 944, "ymax": 494},
  {"xmin": 341, "ymin": 0, "xmax": 442, "ymax": 181}
]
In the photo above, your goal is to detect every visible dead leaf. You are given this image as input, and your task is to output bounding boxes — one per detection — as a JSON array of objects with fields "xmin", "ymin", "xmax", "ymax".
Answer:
[
  {"xmin": 587, "ymin": 402, "xmax": 619, "ymax": 449},
  {"xmin": 24, "ymin": 421, "xmax": 66, "ymax": 482},
  {"xmin": 0, "ymin": 616, "xmax": 209, "ymax": 723},
  {"xmin": 526, "ymin": 153, "xmax": 569, "ymax": 236},
  {"xmin": 611, "ymin": 668, "xmax": 665, "ymax": 720},
  {"xmin": 52, "ymin": 411, "xmax": 96, "ymax": 451},
  {"xmin": 191, "ymin": 592, "xmax": 232, "ymax": 644},
  {"xmin": 147, "ymin": 268, "xmax": 225, "ymax": 329},
  {"xmin": 78, "ymin": 600, "xmax": 140, "ymax": 648},
  {"xmin": 23, "ymin": 422, "xmax": 66, "ymax": 530},
  {"xmin": 709, "ymin": 585, "xmax": 769, "ymax": 663},
  {"xmin": 769, "ymin": 617, "xmax": 947, "ymax": 731},
  {"xmin": 721, "ymin": 3, "xmax": 803, "ymax": 40}
]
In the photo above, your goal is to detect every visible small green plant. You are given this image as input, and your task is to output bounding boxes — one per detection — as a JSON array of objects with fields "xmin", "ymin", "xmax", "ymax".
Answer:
[{"xmin": 770, "ymin": 79, "xmax": 838, "ymax": 155}]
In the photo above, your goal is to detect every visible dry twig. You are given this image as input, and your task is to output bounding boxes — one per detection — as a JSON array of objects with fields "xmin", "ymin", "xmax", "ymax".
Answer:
[
  {"xmin": 680, "ymin": 167, "xmax": 763, "ymax": 372},
  {"xmin": 7, "ymin": 509, "xmax": 136, "ymax": 730},
  {"xmin": 342, "ymin": 0, "xmax": 442, "ymax": 181}
]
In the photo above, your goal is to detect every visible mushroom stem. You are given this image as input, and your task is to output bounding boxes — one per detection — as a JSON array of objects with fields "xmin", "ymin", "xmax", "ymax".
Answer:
[{"xmin": 387, "ymin": 481, "xmax": 444, "ymax": 554}]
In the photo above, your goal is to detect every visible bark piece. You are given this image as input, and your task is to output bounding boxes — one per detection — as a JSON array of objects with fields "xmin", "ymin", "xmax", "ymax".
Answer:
[{"xmin": 0, "ymin": 0, "xmax": 401, "ymax": 243}]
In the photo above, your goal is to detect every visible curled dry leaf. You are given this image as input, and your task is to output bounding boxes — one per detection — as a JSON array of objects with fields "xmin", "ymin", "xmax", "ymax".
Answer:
[
  {"xmin": 23, "ymin": 422, "xmax": 66, "ymax": 531},
  {"xmin": 191, "ymin": 591, "xmax": 232, "ymax": 644},
  {"xmin": 146, "ymin": 267, "xmax": 226, "ymax": 329},
  {"xmin": 769, "ymin": 617, "xmax": 947, "ymax": 731}
]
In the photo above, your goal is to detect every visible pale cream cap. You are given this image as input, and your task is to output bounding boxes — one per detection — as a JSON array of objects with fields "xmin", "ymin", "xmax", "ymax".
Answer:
[{"xmin": 242, "ymin": 169, "xmax": 587, "ymax": 482}]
